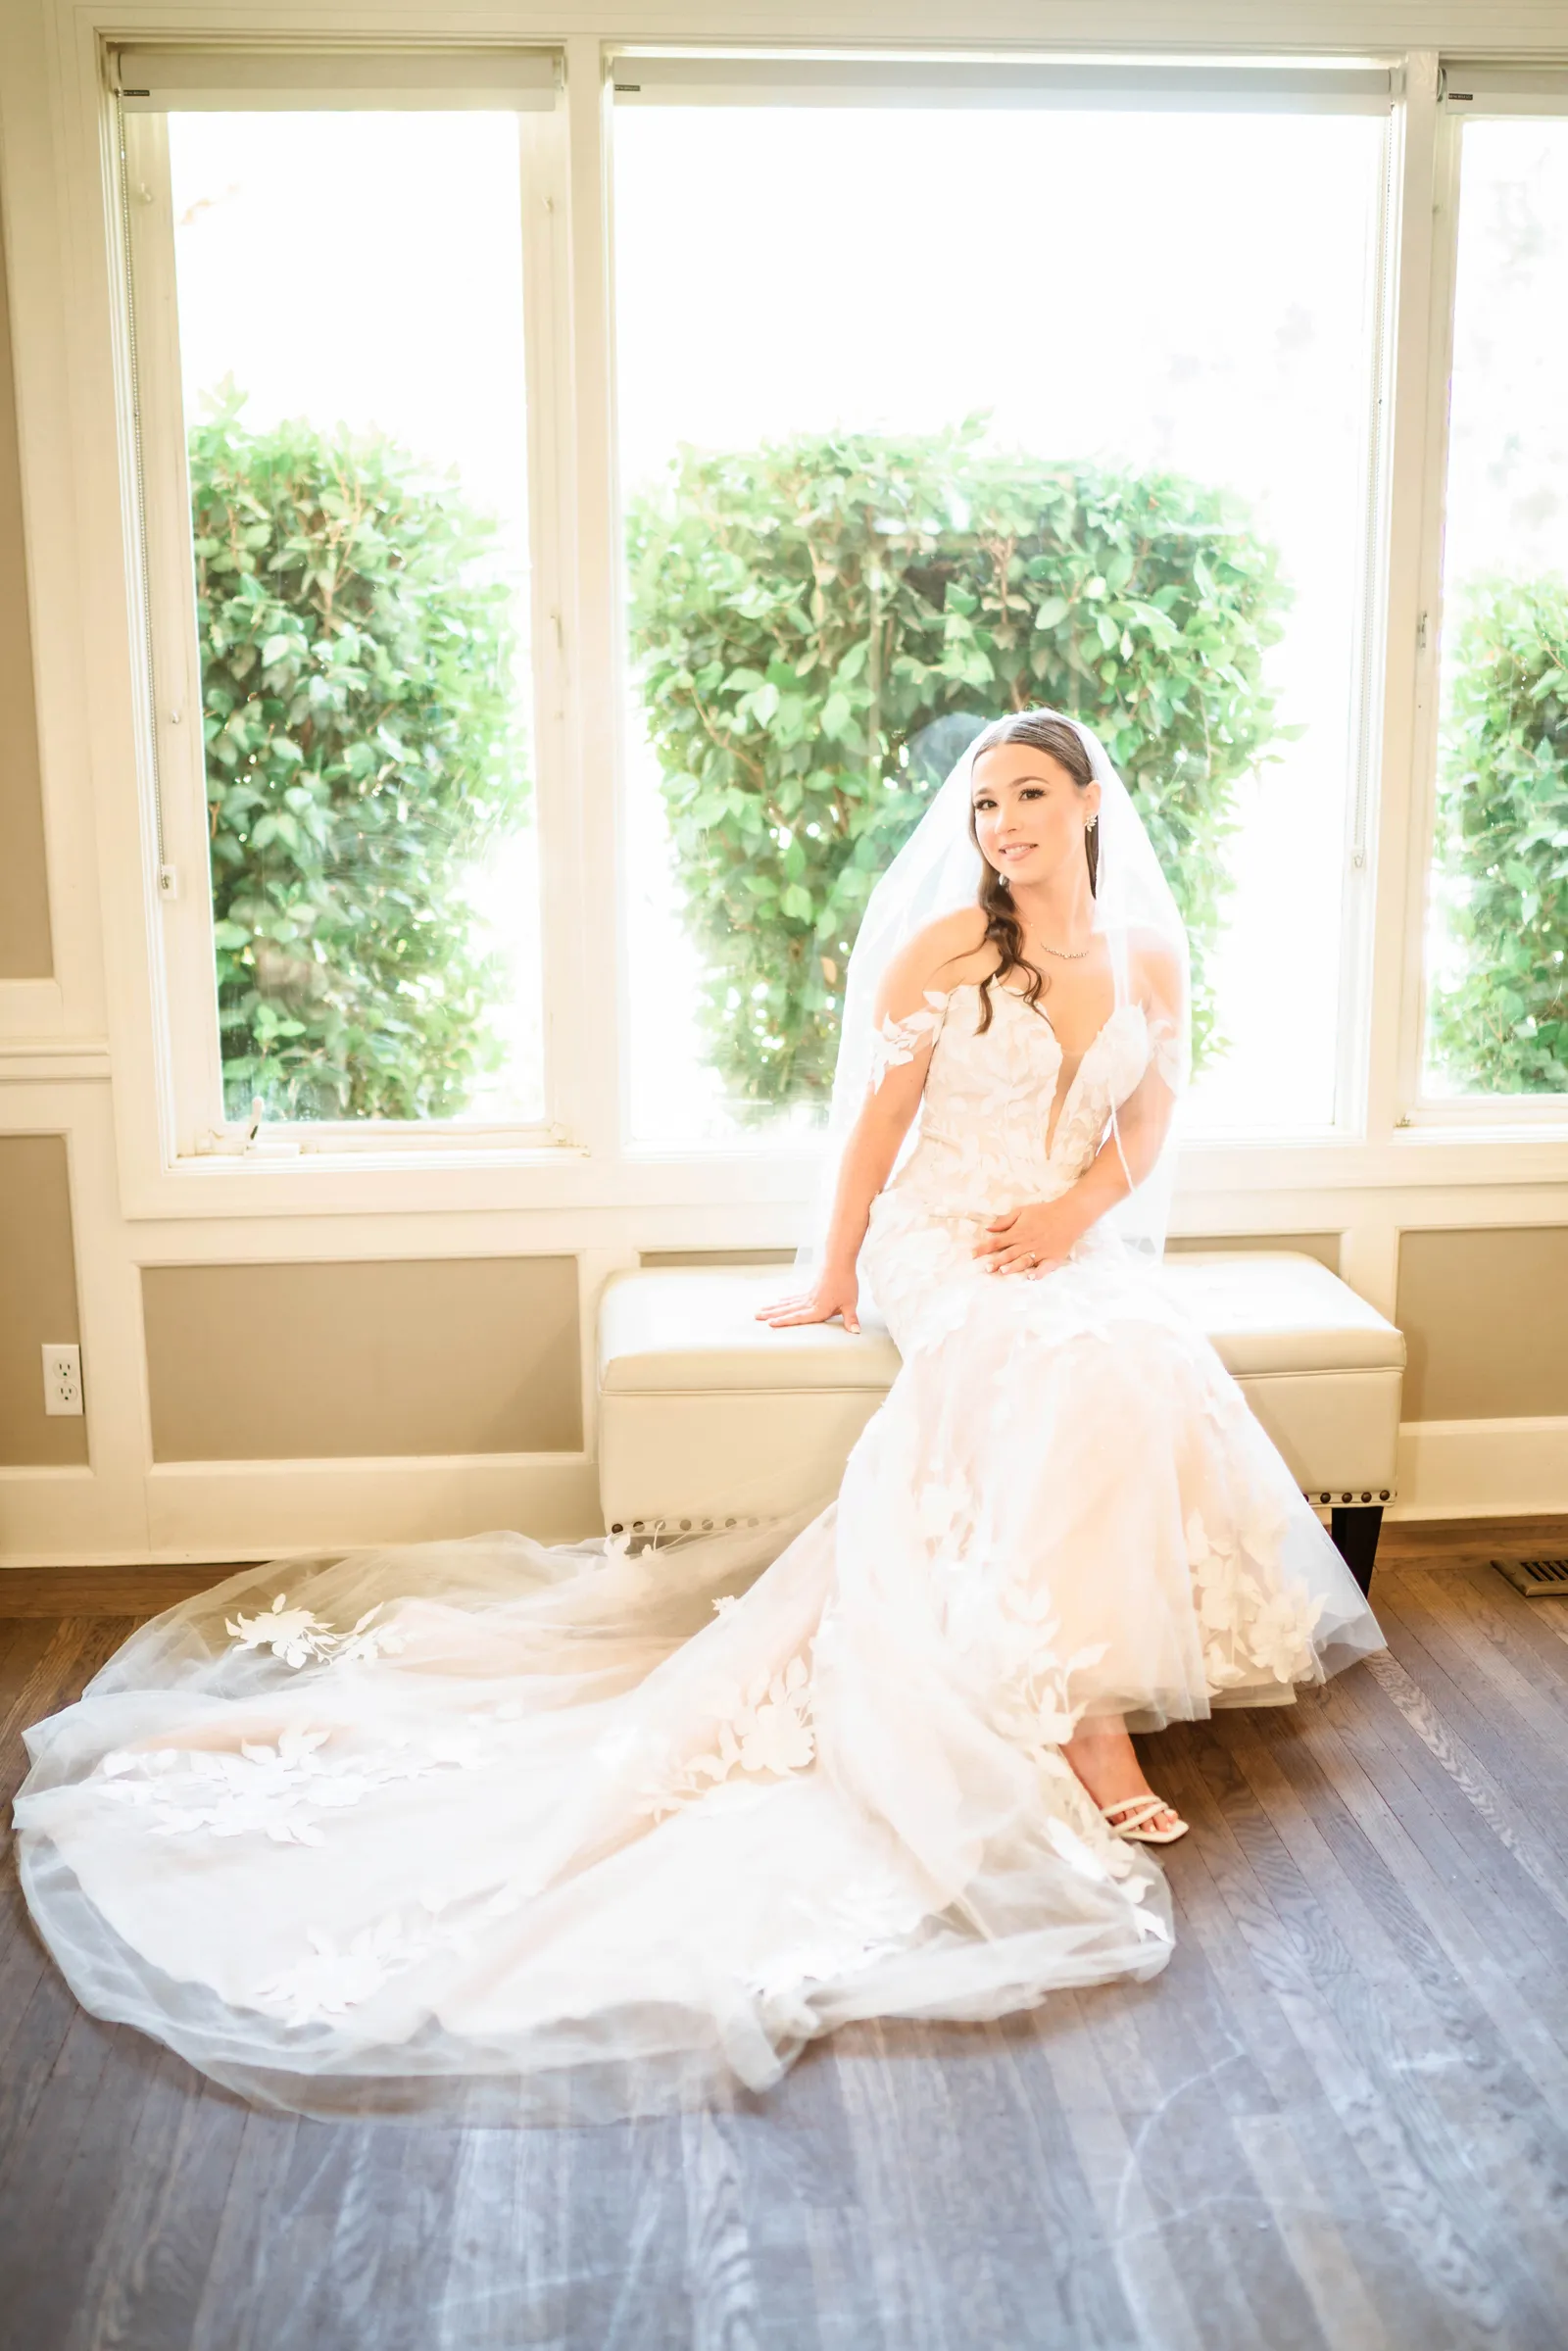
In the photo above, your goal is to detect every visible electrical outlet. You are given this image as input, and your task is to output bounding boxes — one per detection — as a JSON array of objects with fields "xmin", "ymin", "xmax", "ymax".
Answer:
[{"xmin": 42, "ymin": 1343, "xmax": 83, "ymax": 1417}]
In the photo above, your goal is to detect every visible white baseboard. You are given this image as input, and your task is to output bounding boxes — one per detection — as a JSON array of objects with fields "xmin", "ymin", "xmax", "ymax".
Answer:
[
  {"xmin": 4, "ymin": 1424, "xmax": 1564, "ymax": 1570},
  {"xmin": 0, "ymin": 1455, "xmax": 602, "ymax": 1568},
  {"xmin": 1394, "ymin": 1417, "xmax": 1568, "ymax": 1520}
]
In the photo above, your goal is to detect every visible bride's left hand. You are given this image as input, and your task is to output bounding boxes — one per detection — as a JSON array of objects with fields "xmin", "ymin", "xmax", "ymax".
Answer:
[{"xmin": 975, "ymin": 1199, "xmax": 1083, "ymax": 1278}]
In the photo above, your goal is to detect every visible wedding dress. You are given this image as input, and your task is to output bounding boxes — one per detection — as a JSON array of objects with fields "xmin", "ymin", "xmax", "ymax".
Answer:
[{"xmin": 14, "ymin": 717, "xmax": 1384, "ymax": 2122}]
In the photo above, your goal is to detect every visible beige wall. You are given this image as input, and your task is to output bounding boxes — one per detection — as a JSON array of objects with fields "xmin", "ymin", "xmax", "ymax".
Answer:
[
  {"xmin": 142, "ymin": 1257, "xmax": 582, "ymax": 1460},
  {"xmin": 0, "ymin": 194, "xmax": 51, "ymax": 979},
  {"xmin": 0, "ymin": 1136, "xmax": 85, "ymax": 1465},
  {"xmin": 642, "ymin": 1249, "xmax": 797, "ymax": 1267},
  {"xmin": 1398, "ymin": 1227, "xmax": 1568, "ymax": 1422},
  {"xmin": 652, "ymin": 1236, "xmax": 1343, "ymax": 1270},
  {"xmin": 1167, "ymin": 1233, "xmax": 1342, "ymax": 1272}
]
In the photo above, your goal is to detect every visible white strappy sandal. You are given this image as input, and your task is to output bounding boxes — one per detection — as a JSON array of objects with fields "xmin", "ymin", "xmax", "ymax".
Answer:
[{"xmin": 1100, "ymin": 1793, "xmax": 1190, "ymax": 1846}]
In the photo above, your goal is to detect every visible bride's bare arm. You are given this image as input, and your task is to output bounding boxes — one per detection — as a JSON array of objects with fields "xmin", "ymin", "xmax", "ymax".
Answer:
[
  {"xmin": 758, "ymin": 915, "xmax": 979, "ymax": 1330},
  {"xmin": 755, "ymin": 1098, "xmax": 911, "ymax": 1333}
]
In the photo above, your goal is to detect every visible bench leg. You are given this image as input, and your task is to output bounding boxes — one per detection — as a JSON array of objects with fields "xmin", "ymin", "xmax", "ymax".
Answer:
[{"xmin": 1331, "ymin": 1504, "xmax": 1383, "ymax": 1597}]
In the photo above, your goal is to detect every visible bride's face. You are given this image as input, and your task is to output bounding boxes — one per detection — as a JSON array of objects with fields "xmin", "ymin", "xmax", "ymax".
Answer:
[{"xmin": 970, "ymin": 745, "xmax": 1099, "ymax": 887}]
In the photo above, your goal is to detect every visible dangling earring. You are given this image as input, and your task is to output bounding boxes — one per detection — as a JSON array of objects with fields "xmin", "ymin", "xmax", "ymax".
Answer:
[{"xmin": 997, "ymin": 869, "xmax": 1010, "ymax": 890}]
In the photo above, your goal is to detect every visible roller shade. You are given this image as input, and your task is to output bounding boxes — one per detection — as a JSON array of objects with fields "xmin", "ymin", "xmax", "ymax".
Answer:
[
  {"xmin": 1443, "ymin": 63, "xmax": 1568, "ymax": 117},
  {"xmin": 110, "ymin": 46, "xmax": 561, "ymax": 113},
  {"xmin": 609, "ymin": 54, "xmax": 1396, "ymax": 114}
]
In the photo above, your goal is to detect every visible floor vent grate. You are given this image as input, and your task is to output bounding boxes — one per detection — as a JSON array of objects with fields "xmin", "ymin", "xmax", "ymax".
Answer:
[{"xmin": 1493, "ymin": 1556, "xmax": 1568, "ymax": 1600}]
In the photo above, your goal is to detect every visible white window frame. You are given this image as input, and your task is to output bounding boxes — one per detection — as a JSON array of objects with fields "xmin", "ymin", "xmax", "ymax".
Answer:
[
  {"xmin": 115, "ymin": 48, "xmax": 592, "ymax": 1163},
  {"xmin": 1394, "ymin": 62, "xmax": 1568, "ymax": 1137},
  {"xmin": 608, "ymin": 47, "xmax": 1399, "ymax": 1157}
]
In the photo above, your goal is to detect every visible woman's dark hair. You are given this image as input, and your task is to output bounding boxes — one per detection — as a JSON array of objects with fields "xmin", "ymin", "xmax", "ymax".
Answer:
[{"xmin": 965, "ymin": 712, "xmax": 1098, "ymax": 1032}]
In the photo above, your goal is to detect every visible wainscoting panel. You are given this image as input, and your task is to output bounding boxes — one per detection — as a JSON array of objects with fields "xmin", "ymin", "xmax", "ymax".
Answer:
[
  {"xmin": 0, "ymin": 1134, "xmax": 84, "ymax": 1467},
  {"xmin": 1397, "ymin": 1225, "xmax": 1568, "ymax": 1421},
  {"xmin": 142, "ymin": 1256, "xmax": 582, "ymax": 1461},
  {"xmin": 1396, "ymin": 1415, "xmax": 1568, "ymax": 1520}
]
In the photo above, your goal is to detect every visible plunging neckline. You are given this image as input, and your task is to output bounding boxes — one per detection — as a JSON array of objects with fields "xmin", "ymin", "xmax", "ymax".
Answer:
[{"xmin": 948, "ymin": 981, "xmax": 1129, "ymax": 1161}]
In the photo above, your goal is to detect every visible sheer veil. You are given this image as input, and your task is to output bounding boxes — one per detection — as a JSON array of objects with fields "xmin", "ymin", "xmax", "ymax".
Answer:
[{"xmin": 808, "ymin": 709, "xmax": 1192, "ymax": 1268}]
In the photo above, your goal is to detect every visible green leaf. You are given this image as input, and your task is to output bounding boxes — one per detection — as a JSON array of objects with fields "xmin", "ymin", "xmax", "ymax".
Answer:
[
  {"xmin": 188, "ymin": 391, "xmax": 531, "ymax": 1120},
  {"xmin": 625, "ymin": 429, "xmax": 1293, "ymax": 1110}
]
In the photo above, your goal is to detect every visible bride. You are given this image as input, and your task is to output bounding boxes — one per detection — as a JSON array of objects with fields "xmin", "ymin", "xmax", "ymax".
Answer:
[{"xmin": 15, "ymin": 710, "xmax": 1383, "ymax": 2122}]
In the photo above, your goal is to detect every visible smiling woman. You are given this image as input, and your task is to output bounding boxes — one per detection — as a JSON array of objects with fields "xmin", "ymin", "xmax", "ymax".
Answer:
[
  {"xmin": 965, "ymin": 715, "xmax": 1103, "ymax": 1041},
  {"xmin": 14, "ymin": 710, "xmax": 1383, "ymax": 2119}
]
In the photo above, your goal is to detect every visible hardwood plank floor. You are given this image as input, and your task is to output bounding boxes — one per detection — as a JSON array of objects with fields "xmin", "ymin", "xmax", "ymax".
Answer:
[{"xmin": 3, "ymin": 1532, "xmax": 1567, "ymax": 2350}]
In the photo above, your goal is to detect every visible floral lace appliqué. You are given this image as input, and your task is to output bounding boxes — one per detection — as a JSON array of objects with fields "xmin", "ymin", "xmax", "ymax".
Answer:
[
  {"xmin": 868, "ymin": 991, "xmax": 949, "ymax": 1093},
  {"xmin": 642, "ymin": 1654, "xmax": 815, "ymax": 1819},
  {"xmin": 992, "ymin": 1580, "xmax": 1109, "ymax": 1750},
  {"xmin": 747, "ymin": 1862, "xmax": 933, "ymax": 2005},
  {"xmin": 251, "ymin": 1882, "xmax": 523, "ymax": 2026},
  {"xmin": 1149, "ymin": 1010, "xmax": 1185, "ymax": 1094},
  {"xmin": 1044, "ymin": 1816, "xmax": 1171, "ymax": 1942},
  {"xmin": 1186, "ymin": 1509, "xmax": 1323, "ymax": 1688},
  {"xmin": 99, "ymin": 1721, "xmax": 487, "ymax": 1844},
  {"xmin": 224, "ymin": 1592, "xmax": 407, "ymax": 1671}
]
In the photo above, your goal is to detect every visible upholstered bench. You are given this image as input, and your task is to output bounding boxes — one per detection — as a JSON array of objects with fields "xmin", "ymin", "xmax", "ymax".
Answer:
[{"xmin": 597, "ymin": 1252, "xmax": 1405, "ymax": 1592}]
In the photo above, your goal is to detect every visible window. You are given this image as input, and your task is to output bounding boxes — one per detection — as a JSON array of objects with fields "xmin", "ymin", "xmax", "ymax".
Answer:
[
  {"xmin": 107, "ymin": 40, "xmax": 1568, "ymax": 1196},
  {"xmin": 612, "ymin": 59, "xmax": 1392, "ymax": 1145},
  {"xmin": 1423, "ymin": 73, "xmax": 1568, "ymax": 1106},
  {"xmin": 118, "ymin": 49, "xmax": 561, "ymax": 1148}
]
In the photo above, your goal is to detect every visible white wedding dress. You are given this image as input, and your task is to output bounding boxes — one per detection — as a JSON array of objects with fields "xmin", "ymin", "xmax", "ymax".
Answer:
[{"xmin": 16, "ymin": 979, "xmax": 1383, "ymax": 2121}]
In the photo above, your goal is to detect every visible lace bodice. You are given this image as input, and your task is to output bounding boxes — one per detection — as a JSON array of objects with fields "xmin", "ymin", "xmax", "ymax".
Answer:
[{"xmin": 877, "ymin": 984, "xmax": 1153, "ymax": 1218}]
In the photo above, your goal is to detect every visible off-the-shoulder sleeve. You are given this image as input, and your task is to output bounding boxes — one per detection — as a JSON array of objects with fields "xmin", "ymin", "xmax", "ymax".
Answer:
[
  {"xmin": 867, "ymin": 990, "xmax": 950, "ymax": 1093},
  {"xmin": 1147, "ymin": 1011, "xmax": 1184, "ymax": 1095}
]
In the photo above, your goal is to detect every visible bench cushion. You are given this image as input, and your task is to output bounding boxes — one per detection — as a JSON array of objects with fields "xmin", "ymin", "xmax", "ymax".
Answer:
[
  {"xmin": 1160, "ymin": 1251, "xmax": 1403, "ymax": 1375},
  {"xmin": 599, "ymin": 1254, "xmax": 1403, "ymax": 1391},
  {"xmin": 597, "ymin": 1254, "xmax": 1405, "ymax": 1528},
  {"xmin": 599, "ymin": 1268, "xmax": 901, "ymax": 1394}
]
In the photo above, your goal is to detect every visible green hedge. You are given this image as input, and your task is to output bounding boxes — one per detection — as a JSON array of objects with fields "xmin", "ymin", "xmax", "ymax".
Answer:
[
  {"xmin": 626, "ymin": 428, "xmax": 1294, "ymax": 1117},
  {"xmin": 1430, "ymin": 577, "xmax": 1568, "ymax": 1094},
  {"xmin": 191, "ymin": 392, "xmax": 527, "ymax": 1121}
]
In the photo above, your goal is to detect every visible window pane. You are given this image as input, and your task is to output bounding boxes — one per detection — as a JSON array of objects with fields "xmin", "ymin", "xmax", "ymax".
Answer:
[
  {"xmin": 168, "ymin": 114, "xmax": 541, "ymax": 1124},
  {"xmin": 1426, "ymin": 119, "xmax": 1568, "ymax": 1100},
  {"xmin": 614, "ymin": 105, "xmax": 1386, "ymax": 1142}
]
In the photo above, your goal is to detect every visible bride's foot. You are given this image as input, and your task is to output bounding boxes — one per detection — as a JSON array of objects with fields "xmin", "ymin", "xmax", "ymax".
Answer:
[
  {"xmin": 1061, "ymin": 1717, "xmax": 1188, "ymax": 1843},
  {"xmin": 1097, "ymin": 1792, "xmax": 1189, "ymax": 1846}
]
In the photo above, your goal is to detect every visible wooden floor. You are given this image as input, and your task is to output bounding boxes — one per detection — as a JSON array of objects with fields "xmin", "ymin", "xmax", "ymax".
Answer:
[{"xmin": 4, "ymin": 1521, "xmax": 1568, "ymax": 2351}]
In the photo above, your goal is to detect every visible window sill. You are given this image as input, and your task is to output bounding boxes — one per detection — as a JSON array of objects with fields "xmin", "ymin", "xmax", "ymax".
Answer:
[
  {"xmin": 105, "ymin": 1113, "xmax": 1568, "ymax": 1225},
  {"xmin": 1395, "ymin": 1101, "xmax": 1568, "ymax": 1140},
  {"xmin": 190, "ymin": 1131, "xmax": 583, "ymax": 1168}
]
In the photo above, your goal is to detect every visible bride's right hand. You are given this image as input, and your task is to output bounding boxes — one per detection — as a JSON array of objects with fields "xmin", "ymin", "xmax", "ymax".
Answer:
[{"xmin": 755, "ymin": 1271, "xmax": 860, "ymax": 1334}]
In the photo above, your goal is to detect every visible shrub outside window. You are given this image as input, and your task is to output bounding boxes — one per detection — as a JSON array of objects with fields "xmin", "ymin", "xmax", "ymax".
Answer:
[
  {"xmin": 120, "ymin": 57, "xmax": 558, "ymax": 1150},
  {"xmin": 613, "ymin": 86, "xmax": 1391, "ymax": 1145},
  {"xmin": 1424, "ymin": 109, "xmax": 1568, "ymax": 1103}
]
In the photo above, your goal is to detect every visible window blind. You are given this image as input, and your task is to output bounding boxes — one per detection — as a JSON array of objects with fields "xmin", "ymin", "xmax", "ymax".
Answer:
[
  {"xmin": 1442, "ymin": 63, "xmax": 1568, "ymax": 117},
  {"xmin": 110, "ymin": 46, "xmax": 561, "ymax": 113},
  {"xmin": 608, "ymin": 54, "xmax": 1395, "ymax": 114}
]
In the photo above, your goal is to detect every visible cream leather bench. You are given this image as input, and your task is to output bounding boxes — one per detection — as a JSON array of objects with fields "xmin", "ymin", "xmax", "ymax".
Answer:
[{"xmin": 597, "ymin": 1252, "xmax": 1405, "ymax": 1592}]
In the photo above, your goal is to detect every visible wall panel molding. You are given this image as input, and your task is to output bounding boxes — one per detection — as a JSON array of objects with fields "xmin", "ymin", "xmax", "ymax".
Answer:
[
  {"xmin": 1396, "ymin": 1416, "xmax": 1568, "ymax": 1519},
  {"xmin": 1397, "ymin": 1224, "xmax": 1568, "ymax": 1419},
  {"xmin": 0, "ymin": 1455, "xmax": 599, "ymax": 1567}
]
